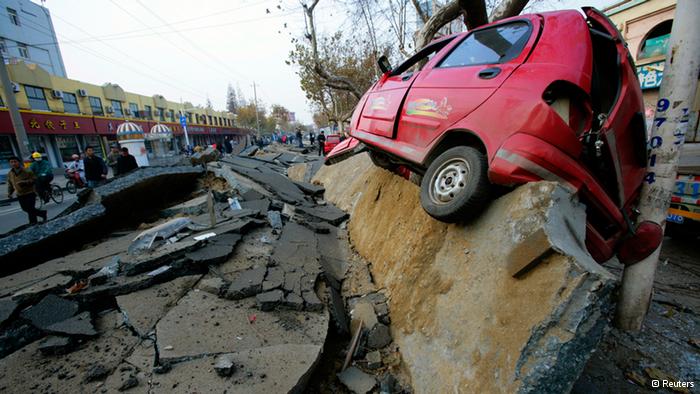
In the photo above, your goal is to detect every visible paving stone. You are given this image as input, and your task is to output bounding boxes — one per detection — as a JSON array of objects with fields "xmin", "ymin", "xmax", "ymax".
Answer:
[
  {"xmin": 45, "ymin": 311, "xmax": 97, "ymax": 337},
  {"xmin": 224, "ymin": 267, "xmax": 267, "ymax": 300},
  {"xmin": 155, "ymin": 291, "xmax": 328, "ymax": 361},
  {"xmin": 256, "ymin": 290, "xmax": 284, "ymax": 311},
  {"xmin": 271, "ymin": 222, "xmax": 321, "ymax": 276},
  {"xmin": 198, "ymin": 277, "xmax": 226, "ymax": 296},
  {"xmin": 281, "ymin": 293, "xmax": 304, "ymax": 311},
  {"xmin": 20, "ymin": 294, "xmax": 79, "ymax": 330},
  {"xmin": 262, "ymin": 267, "xmax": 284, "ymax": 291},
  {"xmin": 367, "ymin": 323, "xmax": 392, "ymax": 349},
  {"xmin": 214, "ymin": 354, "xmax": 236, "ymax": 377},
  {"xmin": 351, "ymin": 300, "xmax": 379, "ymax": 330},
  {"xmin": 0, "ymin": 298, "xmax": 18, "ymax": 326},
  {"xmin": 116, "ymin": 275, "xmax": 201, "ymax": 337},
  {"xmin": 37, "ymin": 335, "xmax": 76, "ymax": 356},
  {"xmin": 338, "ymin": 366, "xmax": 377, "ymax": 394},
  {"xmin": 283, "ymin": 271, "xmax": 302, "ymax": 296},
  {"xmin": 366, "ymin": 350, "xmax": 383, "ymax": 369},
  {"xmin": 303, "ymin": 291, "xmax": 324, "ymax": 313}
]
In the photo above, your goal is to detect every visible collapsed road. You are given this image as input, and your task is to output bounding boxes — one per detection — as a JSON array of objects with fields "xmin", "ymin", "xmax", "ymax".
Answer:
[{"xmin": 0, "ymin": 144, "xmax": 696, "ymax": 393}]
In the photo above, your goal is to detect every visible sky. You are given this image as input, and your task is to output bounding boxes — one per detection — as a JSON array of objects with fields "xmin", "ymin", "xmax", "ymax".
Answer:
[{"xmin": 37, "ymin": 0, "xmax": 616, "ymax": 124}]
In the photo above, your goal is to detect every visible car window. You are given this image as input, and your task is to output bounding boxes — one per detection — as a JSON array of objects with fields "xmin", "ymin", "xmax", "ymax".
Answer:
[
  {"xmin": 327, "ymin": 136, "xmax": 340, "ymax": 143},
  {"xmin": 390, "ymin": 36, "xmax": 455, "ymax": 77},
  {"xmin": 438, "ymin": 22, "xmax": 531, "ymax": 68}
]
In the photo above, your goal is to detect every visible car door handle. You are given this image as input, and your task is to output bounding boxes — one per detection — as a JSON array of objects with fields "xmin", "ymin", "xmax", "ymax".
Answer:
[
  {"xmin": 401, "ymin": 73, "xmax": 413, "ymax": 81},
  {"xmin": 478, "ymin": 67, "xmax": 501, "ymax": 79}
]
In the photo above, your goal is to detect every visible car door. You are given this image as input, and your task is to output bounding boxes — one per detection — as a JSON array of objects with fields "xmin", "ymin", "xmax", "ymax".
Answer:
[
  {"xmin": 357, "ymin": 37, "xmax": 455, "ymax": 139},
  {"xmin": 584, "ymin": 7, "xmax": 647, "ymax": 208},
  {"xmin": 396, "ymin": 17, "xmax": 541, "ymax": 150}
]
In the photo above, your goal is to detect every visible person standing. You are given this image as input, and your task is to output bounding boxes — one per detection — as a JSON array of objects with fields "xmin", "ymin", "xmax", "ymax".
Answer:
[
  {"xmin": 224, "ymin": 137, "xmax": 233, "ymax": 155},
  {"xmin": 7, "ymin": 156, "xmax": 47, "ymax": 224},
  {"xmin": 29, "ymin": 152, "xmax": 53, "ymax": 203},
  {"xmin": 83, "ymin": 146, "xmax": 107, "ymax": 188},
  {"xmin": 116, "ymin": 147, "xmax": 139, "ymax": 175},
  {"xmin": 106, "ymin": 145, "xmax": 121, "ymax": 177},
  {"xmin": 309, "ymin": 131, "xmax": 315, "ymax": 146},
  {"xmin": 296, "ymin": 128, "xmax": 303, "ymax": 148},
  {"xmin": 317, "ymin": 131, "xmax": 326, "ymax": 156}
]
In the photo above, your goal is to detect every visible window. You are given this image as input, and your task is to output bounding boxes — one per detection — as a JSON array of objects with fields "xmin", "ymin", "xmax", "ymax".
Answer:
[
  {"xmin": 111, "ymin": 100, "xmax": 123, "ymax": 117},
  {"xmin": 7, "ymin": 7, "xmax": 19, "ymax": 26},
  {"xmin": 213, "ymin": 117, "xmax": 218, "ymax": 126},
  {"xmin": 0, "ymin": 39, "xmax": 7, "ymax": 56},
  {"xmin": 208, "ymin": 115, "xmax": 212, "ymax": 125},
  {"xmin": 62, "ymin": 92, "xmax": 79, "ymax": 113},
  {"xmin": 17, "ymin": 43, "xmax": 29, "ymax": 59},
  {"xmin": 168, "ymin": 109, "xmax": 175, "ymax": 122},
  {"xmin": 144, "ymin": 105, "xmax": 152, "ymax": 119},
  {"xmin": 157, "ymin": 107, "xmax": 165, "ymax": 121},
  {"xmin": 24, "ymin": 85, "xmax": 49, "ymax": 111},
  {"xmin": 89, "ymin": 96, "xmax": 103, "ymax": 115},
  {"xmin": 638, "ymin": 20, "xmax": 672, "ymax": 59},
  {"xmin": 129, "ymin": 103, "xmax": 139, "ymax": 118},
  {"xmin": 186, "ymin": 113, "xmax": 192, "ymax": 123},
  {"xmin": 439, "ymin": 22, "xmax": 531, "ymax": 68}
]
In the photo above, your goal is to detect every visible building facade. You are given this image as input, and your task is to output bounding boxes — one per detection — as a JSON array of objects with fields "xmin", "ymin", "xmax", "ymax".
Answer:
[
  {"xmin": 0, "ymin": 0, "xmax": 66, "ymax": 77},
  {"xmin": 604, "ymin": 0, "xmax": 676, "ymax": 125},
  {"xmin": 0, "ymin": 61, "xmax": 249, "ymax": 173}
]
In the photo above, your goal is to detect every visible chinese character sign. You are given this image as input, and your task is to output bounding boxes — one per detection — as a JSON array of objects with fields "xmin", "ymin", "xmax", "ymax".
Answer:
[{"xmin": 637, "ymin": 61, "xmax": 664, "ymax": 90}]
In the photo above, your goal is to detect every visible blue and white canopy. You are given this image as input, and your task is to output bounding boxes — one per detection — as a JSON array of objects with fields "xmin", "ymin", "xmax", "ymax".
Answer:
[
  {"xmin": 148, "ymin": 123, "xmax": 173, "ymax": 140},
  {"xmin": 116, "ymin": 121, "xmax": 145, "ymax": 141}
]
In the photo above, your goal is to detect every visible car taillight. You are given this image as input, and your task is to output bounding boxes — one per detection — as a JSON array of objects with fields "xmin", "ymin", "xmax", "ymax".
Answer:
[{"xmin": 543, "ymin": 86, "xmax": 592, "ymax": 136}]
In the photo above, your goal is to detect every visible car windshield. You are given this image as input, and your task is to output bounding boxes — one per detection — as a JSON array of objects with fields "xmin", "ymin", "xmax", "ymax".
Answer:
[{"xmin": 439, "ymin": 22, "xmax": 531, "ymax": 67}]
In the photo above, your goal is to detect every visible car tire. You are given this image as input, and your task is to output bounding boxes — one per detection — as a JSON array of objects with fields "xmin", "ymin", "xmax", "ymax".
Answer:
[
  {"xmin": 369, "ymin": 151, "xmax": 396, "ymax": 171},
  {"xmin": 420, "ymin": 146, "xmax": 491, "ymax": 222}
]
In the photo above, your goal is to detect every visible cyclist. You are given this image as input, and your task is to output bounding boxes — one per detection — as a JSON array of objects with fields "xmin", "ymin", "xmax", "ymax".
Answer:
[{"xmin": 29, "ymin": 152, "xmax": 54, "ymax": 203}]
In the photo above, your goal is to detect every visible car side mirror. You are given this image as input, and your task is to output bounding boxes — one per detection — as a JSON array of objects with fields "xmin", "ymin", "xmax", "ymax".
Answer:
[{"xmin": 378, "ymin": 55, "xmax": 392, "ymax": 74}]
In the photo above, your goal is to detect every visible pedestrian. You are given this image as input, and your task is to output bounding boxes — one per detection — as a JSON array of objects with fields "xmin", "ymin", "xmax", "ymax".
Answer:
[
  {"xmin": 29, "ymin": 152, "xmax": 53, "ymax": 203},
  {"xmin": 224, "ymin": 137, "xmax": 233, "ymax": 155},
  {"xmin": 7, "ymin": 156, "xmax": 47, "ymax": 224},
  {"xmin": 281, "ymin": 134, "xmax": 287, "ymax": 144},
  {"xmin": 116, "ymin": 147, "xmax": 138, "ymax": 175},
  {"xmin": 317, "ymin": 131, "xmax": 326, "ymax": 156},
  {"xmin": 106, "ymin": 145, "xmax": 120, "ymax": 177},
  {"xmin": 83, "ymin": 146, "xmax": 107, "ymax": 188},
  {"xmin": 296, "ymin": 128, "xmax": 303, "ymax": 148},
  {"xmin": 66, "ymin": 154, "xmax": 85, "ymax": 186},
  {"xmin": 309, "ymin": 131, "xmax": 315, "ymax": 145}
]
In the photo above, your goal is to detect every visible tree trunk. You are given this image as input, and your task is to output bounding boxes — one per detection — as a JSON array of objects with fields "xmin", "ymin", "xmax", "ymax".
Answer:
[{"xmin": 489, "ymin": 0, "xmax": 529, "ymax": 22}]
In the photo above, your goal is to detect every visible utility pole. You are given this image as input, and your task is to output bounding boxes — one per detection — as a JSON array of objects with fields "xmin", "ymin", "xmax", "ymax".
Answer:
[
  {"xmin": 615, "ymin": 0, "xmax": 700, "ymax": 331},
  {"xmin": 0, "ymin": 57, "xmax": 31, "ymax": 160},
  {"xmin": 252, "ymin": 81, "xmax": 261, "ymax": 137}
]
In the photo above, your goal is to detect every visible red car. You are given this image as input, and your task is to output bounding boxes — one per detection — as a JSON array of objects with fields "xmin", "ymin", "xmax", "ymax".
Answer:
[
  {"xmin": 323, "ymin": 134, "xmax": 342, "ymax": 155},
  {"xmin": 327, "ymin": 7, "xmax": 662, "ymax": 263}
]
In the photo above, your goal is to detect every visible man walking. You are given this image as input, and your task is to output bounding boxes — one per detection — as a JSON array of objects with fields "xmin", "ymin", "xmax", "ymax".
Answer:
[
  {"xmin": 106, "ymin": 145, "xmax": 121, "ymax": 177},
  {"xmin": 116, "ymin": 147, "xmax": 139, "ymax": 175},
  {"xmin": 29, "ymin": 152, "xmax": 53, "ymax": 203},
  {"xmin": 317, "ymin": 131, "xmax": 326, "ymax": 156},
  {"xmin": 7, "ymin": 156, "xmax": 46, "ymax": 224},
  {"xmin": 296, "ymin": 128, "xmax": 303, "ymax": 148},
  {"xmin": 83, "ymin": 146, "xmax": 107, "ymax": 188}
]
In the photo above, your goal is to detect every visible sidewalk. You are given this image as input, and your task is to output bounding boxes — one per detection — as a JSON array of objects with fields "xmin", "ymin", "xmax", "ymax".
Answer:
[{"xmin": 0, "ymin": 168, "xmax": 69, "ymax": 205}]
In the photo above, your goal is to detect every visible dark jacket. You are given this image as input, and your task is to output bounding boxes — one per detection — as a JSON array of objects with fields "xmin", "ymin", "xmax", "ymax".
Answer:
[
  {"xmin": 7, "ymin": 167, "xmax": 36, "ymax": 197},
  {"xmin": 116, "ymin": 154, "xmax": 138, "ymax": 175},
  {"xmin": 318, "ymin": 133, "xmax": 326, "ymax": 144},
  {"xmin": 84, "ymin": 155, "xmax": 107, "ymax": 181}
]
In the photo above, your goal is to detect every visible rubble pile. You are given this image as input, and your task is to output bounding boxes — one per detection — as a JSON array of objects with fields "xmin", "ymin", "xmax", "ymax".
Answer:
[{"xmin": 0, "ymin": 147, "xmax": 403, "ymax": 393}]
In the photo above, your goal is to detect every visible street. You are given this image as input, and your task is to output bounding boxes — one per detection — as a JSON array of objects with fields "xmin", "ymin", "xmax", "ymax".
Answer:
[{"xmin": 0, "ymin": 193, "xmax": 76, "ymax": 235}]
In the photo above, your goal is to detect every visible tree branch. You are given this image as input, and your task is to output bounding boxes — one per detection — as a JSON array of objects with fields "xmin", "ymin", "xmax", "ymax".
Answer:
[
  {"xmin": 459, "ymin": 0, "xmax": 488, "ymax": 30},
  {"xmin": 410, "ymin": 0, "xmax": 428, "ymax": 23},
  {"xmin": 414, "ymin": 0, "xmax": 462, "ymax": 49},
  {"xmin": 489, "ymin": 0, "xmax": 529, "ymax": 22}
]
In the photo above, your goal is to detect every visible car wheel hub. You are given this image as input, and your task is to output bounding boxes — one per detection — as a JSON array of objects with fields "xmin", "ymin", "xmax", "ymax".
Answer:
[{"xmin": 430, "ymin": 158, "xmax": 469, "ymax": 204}]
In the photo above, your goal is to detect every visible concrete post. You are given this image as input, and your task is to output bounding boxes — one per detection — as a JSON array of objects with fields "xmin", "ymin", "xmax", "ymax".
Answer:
[
  {"xmin": 615, "ymin": 0, "xmax": 700, "ymax": 331},
  {"xmin": 0, "ymin": 58, "xmax": 32, "ymax": 160}
]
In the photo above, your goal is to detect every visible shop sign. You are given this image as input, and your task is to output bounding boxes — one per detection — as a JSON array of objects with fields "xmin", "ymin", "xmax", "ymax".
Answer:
[
  {"xmin": 636, "ymin": 61, "xmax": 664, "ymax": 90},
  {"xmin": 21, "ymin": 112, "xmax": 94, "ymax": 134}
]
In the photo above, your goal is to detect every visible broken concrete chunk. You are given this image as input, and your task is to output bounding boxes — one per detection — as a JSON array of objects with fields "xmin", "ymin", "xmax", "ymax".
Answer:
[
  {"xmin": 292, "ymin": 180, "xmax": 325, "ymax": 196},
  {"xmin": 366, "ymin": 350, "xmax": 382, "ymax": 370},
  {"xmin": 20, "ymin": 294, "xmax": 79, "ymax": 330},
  {"xmin": 45, "ymin": 311, "xmax": 97, "ymax": 337},
  {"xmin": 283, "ymin": 271, "xmax": 302, "ymax": 296},
  {"xmin": 88, "ymin": 256, "xmax": 120, "ymax": 285},
  {"xmin": 128, "ymin": 218, "xmax": 206, "ymax": 255},
  {"xmin": 185, "ymin": 243, "xmax": 234, "ymax": 265},
  {"xmin": 256, "ymin": 290, "xmax": 284, "ymax": 311},
  {"xmin": 11, "ymin": 274, "xmax": 73, "ymax": 302},
  {"xmin": 214, "ymin": 354, "xmax": 236, "ymax": 377},
  {"xmin": 209, "ymin": 233, "xmax": 243, "ymax": 248},
  {"xmin": 37, "ymin": 335, "xmax": 76, "ymax": 356},
  {"xmin": 296, "ymin": 204, "xmax": 348, "ymax": 226},
  {"xmin": 84, "ymin": 363, "xmax": 111, "ymax": 382},
  {"xmin": 281, "ymin": 293, "xmax": 304, "ymax": 311},
  {"xmin": 262, "ymin": 267, "xmax": 284, "ymax": 292},
  {"xmin": 351, "ymin": 301, "xmax": 379, "ymax": 330},
  {"xmin": 338, "ymin": 366, "xmax": 377, "ymax": 394},
  {"xmin": 241, "ymin": 188, "xmax": 265, "ymax": 201},
  {"xmin": 190, "ymin": 146, "xmax": 221, "ymax": 166},
  {"xmin": 240, "ymin": 198, "xmax": 270, "ymax": 214},
  {"xmin": 224, "ymin": 267, "xmax": 267, "ymax": 300},
  {"xmin": 160, "ymin": 194, "xmax": 208, "ymax": 217},
  {"xmin": 199, "ymin": 277, "xmax": 226, "ymax": 296},
  {"xmin": 0, "ymin": 298, "xmax": 18, "ymax": 326},
  {"xmin": 281, "ymin": 203, "xmax": 296, "ymax": 218},
  {"xmin": 303, "ymin": 291, "xmax": 324, "ymax": 313},
  {"xmin": 118, "ymin": 373, "xmax": 139, "ymax": 391},
  {"xmin": 367, "ymin": 323, "xmax": 392, "ymax": 349},
  {"xmin": 329, "ymin": 287, "xmax": 349, "ymax": 335}
]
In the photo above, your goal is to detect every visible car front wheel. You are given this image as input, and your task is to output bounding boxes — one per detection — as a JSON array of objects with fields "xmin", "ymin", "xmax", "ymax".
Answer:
[{"xmin": 420, "ymin": 146, "xmax": 491, "ymax": 222}]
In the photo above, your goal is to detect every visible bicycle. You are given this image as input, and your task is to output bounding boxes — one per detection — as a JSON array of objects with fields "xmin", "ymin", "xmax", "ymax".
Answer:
[{"xmin": 36, "ymin": 183, "xmax": 64, "ymax": 208}]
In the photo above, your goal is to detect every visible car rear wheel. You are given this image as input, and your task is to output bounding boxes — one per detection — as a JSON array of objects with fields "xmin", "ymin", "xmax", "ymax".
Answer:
[{"xmin": 420, "ymin": 146, "xmax": 490, "ymax": 222}]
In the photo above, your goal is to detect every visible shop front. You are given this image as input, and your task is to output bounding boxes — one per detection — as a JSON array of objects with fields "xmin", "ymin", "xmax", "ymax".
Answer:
[{"xmin": 20, "ymin": 111, "xmax": 98, "ymax": 167}]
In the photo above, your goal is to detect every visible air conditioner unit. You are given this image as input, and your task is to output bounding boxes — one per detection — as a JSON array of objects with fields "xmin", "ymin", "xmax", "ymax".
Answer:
[
  {"xmin": 51, "ymin": 90, "xmax": 64, "ymax": 99},
  {"xmin": 77, "ymin": 89, "xmax": 87, "ymax": 97},
  {"xmin": 11, "ymin": 82, "xmax": 20, "ymax": 93},
  {"xmin": 105, "ymin": 106, "xmax": 114, "ymax": 113}
]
